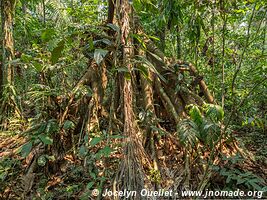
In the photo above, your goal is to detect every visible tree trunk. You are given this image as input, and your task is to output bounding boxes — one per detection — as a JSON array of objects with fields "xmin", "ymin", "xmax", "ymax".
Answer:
[
  {"xmin": 119, "ymin": 0, "xmax": 135, "ymax": 139},
  {"xmin": 42, "ymin": 0, "xmax": 46, "ymax": 26},
  {"xmin": 107, "ymin": 0, "xmax": 116, "ymax": 24},
  {"xmin": 113, "ymin": 0, "xmax": 153, "ymax": 195},
  {"xmin": 1, "ymin": 0, "xmax": 16, "ymax": 90},
  {"xmin": 0, "ymin": 0, "xmax": 18, "ymax": 128},
  {"xmin": 177, "ymin": 25, "xmax": 182, "ymax": 59}
]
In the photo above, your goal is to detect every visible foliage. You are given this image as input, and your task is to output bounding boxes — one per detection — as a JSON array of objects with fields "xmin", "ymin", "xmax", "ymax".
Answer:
[
  {"xmin": 178, "ymin": 104, "xmax": 223, "ymax": 149},
  {"xmin": 0, "ymin": 0, "xmax": 266, "ymax": 198},
  {"xmin": 212, "ymin": 155, "xmax": 267, "ymax": 192}
]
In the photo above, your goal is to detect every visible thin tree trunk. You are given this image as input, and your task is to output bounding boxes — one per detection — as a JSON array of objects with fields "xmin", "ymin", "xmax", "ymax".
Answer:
[
  {"xmin": 22, "ymin": 0, "xmax": 26, "ymax": 14},
  {"xmin": 107, "ymin": 0, "xmax": 116, "ymax": 24},
  {"xmin": 177, "ymin": 25, "xmax": 182, "ymax": 59},
  {"xmin": 221, "ymin": 1, "xmax": 226, "ymax": 109},
  {"xmin": 42, "ymin": 0, "xmax": 46, "ymax": 26},
  {"xmin": 211, "ymin": 0, "xmax": 215, "ymax": 96},
  {"xmin": 0, "ymin": 1, "xmax": 2, "ymax": 97}
]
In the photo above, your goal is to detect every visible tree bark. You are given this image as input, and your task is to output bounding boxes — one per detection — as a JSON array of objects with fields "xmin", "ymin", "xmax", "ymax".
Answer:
[
  {"xmin": 117, "ymin": 0, "xmax": 136, "ymax": 139},
  {"xmin": 113, "ymin": 0, "xmax": 153, "ymax": 195},
  {"xmin": 1, "ymin": 0, "xmax": 16, "ymax": 91},
  {"xmin": 107, "ymin": 0, "xmax": 116, "ymax": 24}
]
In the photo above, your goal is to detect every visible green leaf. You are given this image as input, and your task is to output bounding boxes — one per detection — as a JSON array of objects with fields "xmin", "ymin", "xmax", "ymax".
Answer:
[
  {"xmin": 37, "ymin": 155, "xmax": 47, "ymax": 166},
  {"xmin": 84, "ymin": 134, "xmax": 89, "ymax": 143},
  {"xmin": 90, "ymin": 172, "xmax": 97, "ymax": 180},
  {"xmin": 41, "ymin": 28, "xmax": 56, "ymax": 42},
  {"xmin": 205, "ymin": 104, "xmax": 224, "ymax": 122},
  {"xmin": 116, "ymin": 67, "xmax": 129, "ymax": 73},
  {"xmin": 46, "ymin": 120, "xmax": 59, "ymax": 134},
  {"xmin": 124, "ymin": 72, "xmax": 131, "ymax": 80},
  {"xmin": 178, "ymin": 120, "xmax": 199, "ymax": 147},
  {"xmin": 249, "ymin": 181, "xmax": 263, "ymax": 191},
  {"xmin": 94, "ymin": 49, "xmax": 108, "ymax": 65},
  {"xmin": 100, "ymin": 146, "xmax": 113, "ymax": 157},
  {"xmin": 132, "ymin": 34, "xmax": 146, "ymax": 48},
  {"xmin": 86, "ymin": 182, "xmax": 94, "ymax": 189},
  {"xmin": 63, "ymin": 120, "xmax": 75, "ymax": 130},
  {"xmin": 226, "ymin": 175, "xmax": 232, "ymax": 183},
  {"xmin": 136, "ymin": 55, "xmax": 166, "ymax": 82},
  {"xmin": 203, "ymin": 123, "xmax": 214, "ymax": 131},
  {"xmin": 0, "ymin": 171, "xmax": 8, "ymax": 181},
  {"xmin": 51, "ymin": 40, "xmax": 65, "ymax": 64},
  {"xmin": 35, "ymin": 123, "xmax": 47, "ymax": 135},
  {"xmin": 32, "ymin": 61, "xmax": 43, "ymax": 72},
  {"xmin": 147, "ymin": 35, "xmax": 160, "ymax": 41},
  {"xmin": 106, "ymin": 23, "xmax": 120, "ymax": 32},
  {"xmin": 45, "ymin": 155, "xmax": 55, "ymax": 161},
  {"xmin": 90, "ymin": 137, "xmax": 102, "ymax": 147},
  {"xmin": 189, "ymin": 105, "xmax": 203, "ymax": 126},
  {"xmin": 237, "ymin": 178, "xmax": 246, "ymax": 185},
  {"xmin": 79, "ymin": 145, "xmax": 88, "ymax": 157},
  {"xmin": 21, "ymin": 142, "xmax": 33, "ymax": 158},
  {"xmin": 21, "ymin": 54, "xmax": 33, "ymax": 63},
  {"xmin": 94, "ymin": 39, "xmax": 112, "ymax": 46},
  {"xmin": 110, "ymin": 135, "xmax": 125, "ymax": 139},
  {"xmin": 38, "ymin": 134, "xmax": 53, "ymax": 145},
  {"xmin": 134, "ymin": 65, "xmax": 149, "ymax": 81}
]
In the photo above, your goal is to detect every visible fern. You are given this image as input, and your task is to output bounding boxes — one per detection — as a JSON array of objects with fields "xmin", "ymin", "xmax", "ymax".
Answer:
[
  {"xmin": 178, "ymin": 104, "xmax": 221, "ymax": 149},
  {"xmin": 178, "ymin": 120, "xmax": 200, "ymax": 148}
]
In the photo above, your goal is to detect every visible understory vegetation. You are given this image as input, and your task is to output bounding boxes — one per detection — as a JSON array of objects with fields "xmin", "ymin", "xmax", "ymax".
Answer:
[{"xmin": 0, "ymin": 0, "xmax": 266, "ymax": 199}]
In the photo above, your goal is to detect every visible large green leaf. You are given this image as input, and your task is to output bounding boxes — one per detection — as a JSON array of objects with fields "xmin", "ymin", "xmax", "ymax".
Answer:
[
  {"xmin": 94, "ymin": 38, "xmax": 112, "ymax": 46},
  {"xmin": 38, "ymin": 134, "xmax": 53, "ymax": 145},
  {"xmin": 51, "ymin": 40, "xmax": 65, "ymax": 64},
  {"xmin": 20, "ymin": 142, "xmax": 33, "ymax": 158},
  {"xmin": 189, "ymin": 105, "xmax": 203, "ymax": 126},
  {"xmin": 136, "ymin": 55, "xmax": 166, "ymax": 82},
  {"xmin": 90, "ymin": 137, "xmax": 102, "ymax": 147}
]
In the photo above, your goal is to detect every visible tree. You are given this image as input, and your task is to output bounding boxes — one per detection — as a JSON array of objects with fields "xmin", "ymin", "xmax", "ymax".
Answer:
[
  {"xmin": 0, "ymin": 0, "xmax": 17, "ymax": 127},
  {"xmin": 114, "ymin": 0, "xmax": 153, "ymax": 194},
  {"xmin": 1, "ymin": 0, "xmax": 16, "ymax": 94}
]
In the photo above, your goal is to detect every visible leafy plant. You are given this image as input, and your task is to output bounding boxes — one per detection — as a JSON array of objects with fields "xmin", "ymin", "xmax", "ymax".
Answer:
[
  {"xmin": 211, "ymin": 155, "xmax": 266, "ymax": 191},
  {"xmin": 178, "ymin": 104, "xmax": 223, "ymax": 149}
]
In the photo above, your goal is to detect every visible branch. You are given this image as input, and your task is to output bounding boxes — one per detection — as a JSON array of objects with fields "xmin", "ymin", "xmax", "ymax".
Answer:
[{"xmin": 155, "ymin": 78, "xmax": 180, "ymax": 124}]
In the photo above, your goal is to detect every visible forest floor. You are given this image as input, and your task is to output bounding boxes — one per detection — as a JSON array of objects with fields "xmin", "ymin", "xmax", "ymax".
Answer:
[
  {"xmin": 0, "ymin": 127, "xmax": 266, "ymax": 199},
  {"xmin": 235, "ymin": 128, "xmax": 267, "ymax": 174}
]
